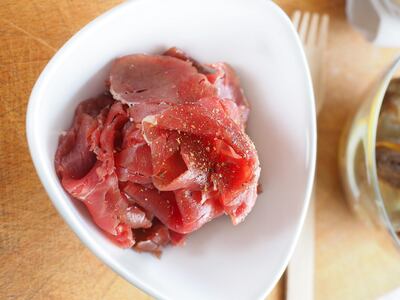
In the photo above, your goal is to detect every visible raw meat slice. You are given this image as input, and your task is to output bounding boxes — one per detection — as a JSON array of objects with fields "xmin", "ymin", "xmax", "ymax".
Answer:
[
  {"xmin": 163, "ymin": 47, "xmax": 250, "ymax": 127},
  {"xmin": 109, "ymin": 54, "xmax": 216, "ymax": 104},
  {"xmin": 206, "ymin": 63, "xmax": 250, "ymax": 126},
  {"xmin": 134, "ymin": 221, "xmax": 172, "ymax": 256},
  {"xmin": 115, "ymin": 124, "xmax": 153, "ymax": 184},
  {"xmin": 206, "ymin": 62, "xmax": 249, "ymax": 108},
  {"xmin": 55, "ymin": 96, "xmax": 135, "ymax": 248},
  {"xmin": 123, "ymin": 183, "xmax": 183, "ymax": 232},
  {"xmin": 56, "ymin": 49, "xmax": 261, "ymax": 255},
  {"xmin": 174, "ymin": 189, "xmax": 223, "ymax": 229},
  {"xmin": 123, "ymin": 182, "xmax": 223, "ymax": 234},
  {"xmin": 55, "ymin": 95, "xmax": 113, "ymax": 180},
  {"xmin": 115, "ymin": 143, "xmax": 153, "ymax": 184},
  {"xmin": 128, "ymin": 102, "xmax": 170, "ymax": 123},
  {"xmin": 142, "ymin": 127, "xmax": 209, "ymax": 191},
  {"xmin": 123, "ymin": 205, "xmax": 152, "ymax": 229},
  {"xmin": 149, "ymin": 97, "xmax": 257, "ymax": 158},
  {"xmin": 163, "ymin": 47, "xmax": 215, "ymax": 75},
  {"xmin": 142, "ymin": 97, "xmax": 260, "ymax": 224}
]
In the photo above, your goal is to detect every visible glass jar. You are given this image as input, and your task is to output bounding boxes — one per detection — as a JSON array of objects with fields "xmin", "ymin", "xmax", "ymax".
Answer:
[{"xmin": 339, "ymin": 56, "xmax": 400, "ymax": 247}]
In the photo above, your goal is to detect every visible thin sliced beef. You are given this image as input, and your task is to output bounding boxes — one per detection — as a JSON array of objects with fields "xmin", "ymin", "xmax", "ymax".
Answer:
[
  {"xmin": 134, "ymin": 221, "xmax": 172, "ymax": 256},
  {"xmin": 142, "ymin": 97, "xmax": 260, "ymax": 224},
  {"xmin": 206, "ymin": 63, "xmax": 249, "ymax": 108},
  {"xmin": 123, "ymin": 205, "xmax": 152, "ymax": 229},
  {"xmin": 142, "ymin": 126, "xmax": 209, "ymax": 191},
  {"xmin": 109, "ymin": 54, "xmax": 216, "ymax": 104},
  {"xmin": 163, "ymin": 47, "xmax": 249, "ymax": 127},
  {"xmin": 174, "ymin": 189, "xmax": 223, "ymax": 229},
  {"xmin": 115, "ymin": 143, "xmax": 153, "ymax": 184},
  {"xmin": 55, "ymin": 113, "xmax": 97, "ymax": 180},
  {"xmin": 150, "ymin": 97, "xmax": 257, "ymax": 158},
  {"xmin": 56, "ymin": 48, "xmax": 261, "ymax": 255},
  {"xmin": 55, "ymin": 97, "xmax": 135, "ymax": 248},
  {"xmin": 219, "ymin": 98, "xmax": 249, "ymax": 129},
  {"xmin": 163, "ymin": 47, "xmax": 215, "ymax": 76},
  {"xmin": 115, "ymin": 124, "xmax": 153, "ymax": 184},
  {"xmin": 123, "ymin": 182, "xmax": 223, "ymax": 234},
  {"xmin": 123, "ymin": 183, "xmax": 183, "ymax": 232},
  {"xmin": 128, "ymin": 102, "xmax": 171, "ymax": 123},
  {"xmin": 207, "ymin": 63, "xmax": 250, "ymax": 127},
  {"xmin": 55, "ymin": 95, "xmax": 114, "ymax": 180}
]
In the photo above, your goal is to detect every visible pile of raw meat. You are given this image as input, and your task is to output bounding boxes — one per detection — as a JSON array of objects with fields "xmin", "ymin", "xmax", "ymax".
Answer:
[{"xmin": 55, "ymin": 48, "xmax": 261, "ymax": 255}]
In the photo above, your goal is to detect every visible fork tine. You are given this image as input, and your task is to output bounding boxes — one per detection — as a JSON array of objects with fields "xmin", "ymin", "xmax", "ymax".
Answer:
[
  {"xmin": 291, "ymin": 10, "xmax": 301, "ymax": 32},
  {"xmin": 306, "ymin": 13, "xmax": 319, "ymax": 46},
  {"xmin": 298, "ymin": 12, "xmax": 310, "ymax": 42},
  {"xmin": 318, "ymin": 14, "xmax": 329, "ymax": 47},
  {"xmin": 315, "ymin": 14, "xmax": 329, "ymax": 110}
]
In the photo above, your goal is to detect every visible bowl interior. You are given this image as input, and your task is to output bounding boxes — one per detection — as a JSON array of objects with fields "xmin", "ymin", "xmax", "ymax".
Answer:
[{"xmin": 27, "ymin": 0, "xmax": 315, "ymax": 299}]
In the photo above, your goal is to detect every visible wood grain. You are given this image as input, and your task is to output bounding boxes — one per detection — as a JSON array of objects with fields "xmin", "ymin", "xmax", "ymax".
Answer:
[{"xmin": 1, "ymin": 1, "xmax": 400, "ymax": 299}]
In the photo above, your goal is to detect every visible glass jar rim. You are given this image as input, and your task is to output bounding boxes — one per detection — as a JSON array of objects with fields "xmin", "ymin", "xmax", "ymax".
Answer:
[{"xmin": 367, "ymin": 56, "xmax": 400, "ymax": 247}]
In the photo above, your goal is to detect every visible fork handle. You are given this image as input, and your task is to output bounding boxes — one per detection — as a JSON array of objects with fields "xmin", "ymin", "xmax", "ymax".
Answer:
[{"xmin": 286, "ymin": 190, "xmax": 315, "ymax": 300}]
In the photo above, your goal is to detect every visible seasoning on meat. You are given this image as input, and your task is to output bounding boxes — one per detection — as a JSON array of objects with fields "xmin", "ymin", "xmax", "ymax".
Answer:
[{"xmin": 55, "ymin": 48, "xmax": 261, "ymax": 255}]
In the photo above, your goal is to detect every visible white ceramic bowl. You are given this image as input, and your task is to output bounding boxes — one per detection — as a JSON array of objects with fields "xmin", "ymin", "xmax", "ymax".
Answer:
[{"xmin": 26, "ymin": 0, "xmax": 316, "ymax": 299}]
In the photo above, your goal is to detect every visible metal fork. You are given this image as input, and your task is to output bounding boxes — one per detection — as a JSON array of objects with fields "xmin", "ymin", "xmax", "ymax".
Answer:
[{"xmin": 285, "ymin": 11, "xmax": 329, "ymax": 300}]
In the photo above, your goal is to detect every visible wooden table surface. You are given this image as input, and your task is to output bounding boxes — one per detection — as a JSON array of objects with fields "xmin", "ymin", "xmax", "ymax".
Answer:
[{"xmin": 1, "ymin": 1, "xmax": 400, "ymax": 299}]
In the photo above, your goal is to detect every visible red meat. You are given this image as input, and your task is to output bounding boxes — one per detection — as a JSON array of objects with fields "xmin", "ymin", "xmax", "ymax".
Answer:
[
  {"xmin": 163, "ymin": 47, "xmax": 250, "ymax": 128},
  {"xmin": 142, "ymin": 97, "xmax": 260, "ymax": 225},
  {"xmin": 55, "ymin": 48, "xmax": 261, "ymax": 255},
  {"xmin": 109, "ymin": 54, "xmax": 216, "ymax": 104}
]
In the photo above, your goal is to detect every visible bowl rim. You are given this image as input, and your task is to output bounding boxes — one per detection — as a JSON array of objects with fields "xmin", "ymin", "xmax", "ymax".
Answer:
[{"xmin": 26, "ymin": 0, "xmax": 316, "ymax": 299}]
